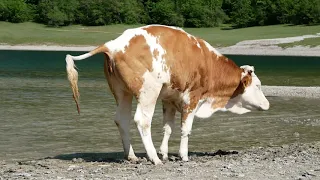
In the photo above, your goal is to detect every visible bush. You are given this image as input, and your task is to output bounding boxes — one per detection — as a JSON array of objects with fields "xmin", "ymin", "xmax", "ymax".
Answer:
[
  {"xmin": 148, "ymin": 0, "xmax": 185, "ymax": 27},
  {"xmin": 120, "ymin": 0, "xmax": 148, "ymax": 24},
  {"xmin": 287, "ymin": 0, "xmax": 320, "ymax": 25},
  {"xmin": 0, "ymin": 0, "xmax": 32, "ymax": 23},
  {"xmin": 77, "ymin": 0, "xmax": 123, "ymax": 26},
  {"xmin": 37, "ymin": 0, "xmax": 79, "ymax": 26},
  {"xmin": 181, "ymin": 0, "xmax": 226, "ymax": 27},
  {"xmin": 229, "ymin": 0, "xmax": 254, "ymax": 28}
]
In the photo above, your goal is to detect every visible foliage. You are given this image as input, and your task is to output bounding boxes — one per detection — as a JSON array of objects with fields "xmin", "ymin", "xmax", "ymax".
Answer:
[
  {"xmin": 0, "ymin": 0, "xmax": 319, "ymax": 28},
  {"xmin": 181, "ymin": 0, "xmax": 226, "ymax": 27},
  {"xmin": 36, "ymin": 0, "xmax": 79, "ymax": 26},
  {"xmin": 0, "ymin": 0, "xmax": 32, "ymax": 23},
  {"xmin": 120, "ymin": 0, "xmax": 148, "ymax": 24},
  {"xmin": 147, "ymin": 0, "xmax": 185, "ymax": 27},
  {"xmin": 225, "ymin": 0, "xmax": 320, "ymax": 28}
]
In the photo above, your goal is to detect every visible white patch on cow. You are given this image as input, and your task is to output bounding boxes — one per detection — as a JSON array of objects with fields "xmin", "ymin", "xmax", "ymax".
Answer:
[
  {"xmin": 134, "ymin": 72, "xmax": 163, "ymax": 165},
  {"xmin": 240, "ymin": 65, "xmax": 255, "ymax": 72},
  {"xmin": 225, "ymin": 97, "xmax": 251, "ymax": 114},
  {"xmin": 203, "ymin": 40, "xmax": 222, "ymax": 57},
  {"xmin": 195, "ymin": 98, "xmax": 227, "ymax": 118},
  {"xmin": 240, "ymin": 65, "xmax": 255, "ymax": 79},
  {"xmin": 144, "ymin": 35, "xmax": 170, "ymax": 83},
  {"xmin": 181, "ymin": 90, "xmax": 190, "ymax": 105},
  {"xmin": 135, "ymin": 73, "xmax": 162, "ymax": 128},
  {"xmin": 105, "ymin": 29, "xmax": 138, "ymax": 54}
]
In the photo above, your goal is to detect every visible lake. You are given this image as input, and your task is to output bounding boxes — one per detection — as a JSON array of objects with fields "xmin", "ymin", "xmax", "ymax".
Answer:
[{"xmin": 0, "ymin": 50, "xmax": 320, "ymax": 162}]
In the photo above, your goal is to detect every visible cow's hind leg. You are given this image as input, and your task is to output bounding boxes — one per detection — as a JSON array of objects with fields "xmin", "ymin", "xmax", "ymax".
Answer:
[
  {"xmin": 134, "ymin": 77, "xmax": 162, "ymax": 165},
  {"xmin": 159, "ymin": 101, "xmax": 176, "ymax": 160},
  {"xmin": 114, "ymin": 91, "xmax": 138, "ymax": 162}
]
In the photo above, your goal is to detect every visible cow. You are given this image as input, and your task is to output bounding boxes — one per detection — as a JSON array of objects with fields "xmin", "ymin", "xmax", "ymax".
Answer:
[{"xmin": 65, "ymin": 25, "xmax": 270, "ymax": 165}]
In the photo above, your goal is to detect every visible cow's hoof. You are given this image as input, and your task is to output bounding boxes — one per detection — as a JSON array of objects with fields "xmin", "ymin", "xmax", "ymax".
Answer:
[
  {"xmin": 161, "ymin": 154, "xmax": 168, "ymax": 161},
  {"xmin": 159, "ymin": 151, "xmax": 168, "ymax": 161},
  {"xmin": 181, "ymin": 156, "xmax": 189, "ymax": 162},
  {"xmin": 153, "ymin": 158, "xmax": 163, "ymax": 165}
]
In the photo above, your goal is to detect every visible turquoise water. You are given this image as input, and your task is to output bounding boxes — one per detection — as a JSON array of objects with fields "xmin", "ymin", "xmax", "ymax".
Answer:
[{"xmin": 0, "ymin": 50, "xmax": 320, "ymax": 162}]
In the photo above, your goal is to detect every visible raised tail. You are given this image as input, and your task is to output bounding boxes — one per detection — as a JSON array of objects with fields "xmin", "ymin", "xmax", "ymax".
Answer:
[{"xmin": 65, "ymin": 44, "xmax": 110, "ymax": 114}]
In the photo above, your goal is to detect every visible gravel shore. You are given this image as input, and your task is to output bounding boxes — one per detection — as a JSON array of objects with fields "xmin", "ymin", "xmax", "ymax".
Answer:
[
  {"xmin": 1, "ymin": 142, "xmax": 319, "ymax": 180},
  {"xmin": 264, "ymin": 86, "xmax": 320, "ymax": 99}
]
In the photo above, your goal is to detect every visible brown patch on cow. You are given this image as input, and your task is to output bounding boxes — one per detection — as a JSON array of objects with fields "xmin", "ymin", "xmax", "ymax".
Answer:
[
  {"xmin": 231, "ymin": 74, "xmax": 253, "ymax": 98},
  {"xmin": 110, "ymin": 35, "xmax": 154, "ymax": 97},
  {"xmin": 104, "ymin": 54, "xmax": 115, "ymax": 94},
  {"xmin": 242, "ymin": 74, "xmax": 253, "ymax": 88}
]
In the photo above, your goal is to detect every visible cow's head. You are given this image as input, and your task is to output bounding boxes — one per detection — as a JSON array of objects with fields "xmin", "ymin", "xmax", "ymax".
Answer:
[{"xmin": 226, "ymin": 65, "xmax": 270, "ymax": 114}]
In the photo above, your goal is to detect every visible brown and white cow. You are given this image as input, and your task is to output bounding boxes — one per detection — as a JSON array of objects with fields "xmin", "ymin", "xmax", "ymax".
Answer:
[{"xmin": 65, "ymin": 25, "xmax": 269, "ymax": 165}]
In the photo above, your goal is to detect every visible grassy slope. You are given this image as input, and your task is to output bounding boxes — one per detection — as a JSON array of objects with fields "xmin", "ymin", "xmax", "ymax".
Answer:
[{"xmin": 0, "ymin": 22, "xmax": 319, "ymax": 47}]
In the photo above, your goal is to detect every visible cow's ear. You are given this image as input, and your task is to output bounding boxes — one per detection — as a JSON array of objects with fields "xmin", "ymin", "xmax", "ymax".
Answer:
[{"xmin": 241, "ymin": 75, "xmax": 252, "ymax": 88}]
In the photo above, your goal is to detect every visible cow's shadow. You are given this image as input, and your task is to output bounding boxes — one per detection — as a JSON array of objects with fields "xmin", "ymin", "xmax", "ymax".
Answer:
[{"xmin": 51, "ymin": 149, "xmax": 238, "ymax": 163}]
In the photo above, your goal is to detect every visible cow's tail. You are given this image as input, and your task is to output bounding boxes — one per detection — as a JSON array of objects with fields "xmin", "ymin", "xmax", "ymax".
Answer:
[{"xmin": 65, "ymin": 44, "xmax": 110, "ymax": 114}]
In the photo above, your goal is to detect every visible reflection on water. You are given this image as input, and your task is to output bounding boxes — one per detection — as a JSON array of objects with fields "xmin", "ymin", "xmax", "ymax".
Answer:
[{"xmin": 1, "ymin": 77, "xmax": 320, "ymax": 162}]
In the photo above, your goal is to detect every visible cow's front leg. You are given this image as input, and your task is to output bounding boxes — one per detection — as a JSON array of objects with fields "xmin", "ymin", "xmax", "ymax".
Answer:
[
  {"xmin": 159, "ymin": 101, "xmax": 176, "ymax": 161},
  {"xmin": 179, "ymin": 98, "xmax": 198, "ymax": 162}
]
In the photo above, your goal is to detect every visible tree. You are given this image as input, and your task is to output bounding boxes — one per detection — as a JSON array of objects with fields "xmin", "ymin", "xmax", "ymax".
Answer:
[
  {"xmin": 120, "ymin": 0, "xmax": 148, "ymax": 24},
  {"xmin": 288, "ymin": 0, "xmax": 320, "ymax": 25},
  {"xmin": 148, "ymin": 0, "xmax": 185, "ymax": 27},
  {"xmin": 37, "ymin": 0, "xmax": 79, "ymax": 26},
  {"xmin": 0, "ymin": 0, "xmax": 32, "ymax": 23},
  {"xmin": 77, "ymin": 0, "xmax": 122, "ymax": 26},
  {"xmin": 229, "ymin": 0, "xmax": 255, "ymax": 28}
]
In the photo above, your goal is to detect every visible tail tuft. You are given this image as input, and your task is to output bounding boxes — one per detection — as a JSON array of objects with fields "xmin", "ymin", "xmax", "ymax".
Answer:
[{"xmin": 66, "ymin": 54, "xmax": 80, "ymax": 114}]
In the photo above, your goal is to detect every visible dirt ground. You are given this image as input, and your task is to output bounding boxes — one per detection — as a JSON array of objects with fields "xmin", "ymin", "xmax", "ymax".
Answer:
[{"xmin": 1, "ymin": 141, "xmax": 319, "ymax": 180}]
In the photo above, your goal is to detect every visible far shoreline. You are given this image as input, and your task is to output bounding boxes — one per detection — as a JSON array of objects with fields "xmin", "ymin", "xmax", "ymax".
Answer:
[{"xmin": 1, "ymin": 44, "xmax": 320, "ymax": 57}]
